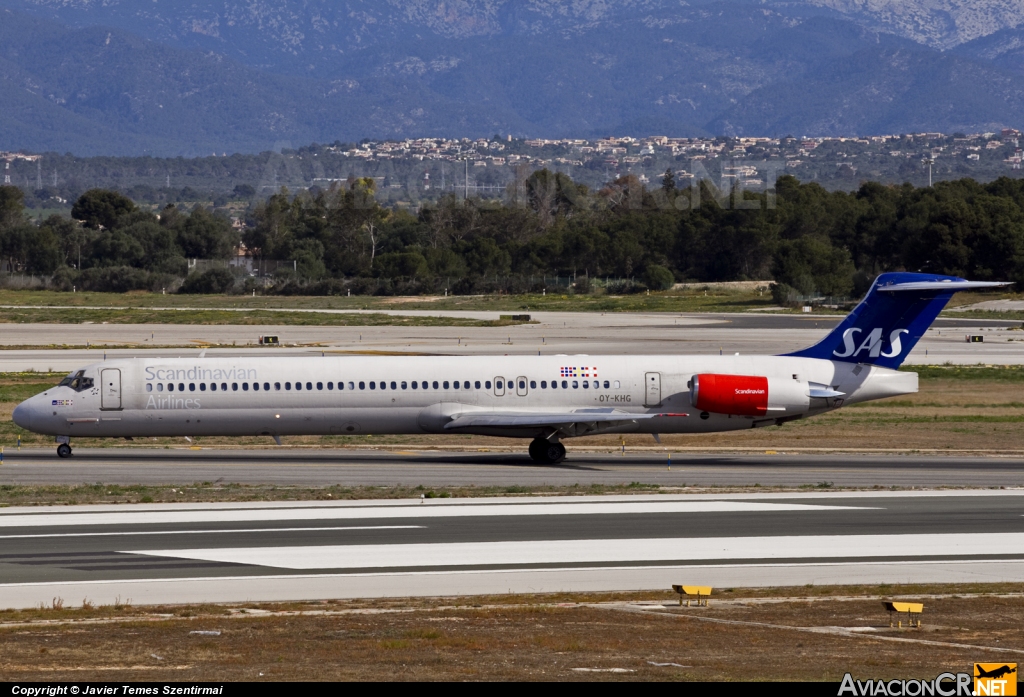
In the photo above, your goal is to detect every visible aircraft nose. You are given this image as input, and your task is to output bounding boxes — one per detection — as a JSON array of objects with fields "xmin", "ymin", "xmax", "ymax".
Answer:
[{"xmin": 12, "ymin": 399, "xmax": 37, "ymax": 431}]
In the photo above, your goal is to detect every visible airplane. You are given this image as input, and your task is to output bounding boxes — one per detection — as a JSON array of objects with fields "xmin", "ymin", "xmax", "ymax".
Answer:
[
  {"xmin": 976, "ymin": 665, "xmax": 1017, "ymax": 680},
  {"xmin": 11, "ymin": 272, "xmax": 1011, "ymax": 464}
]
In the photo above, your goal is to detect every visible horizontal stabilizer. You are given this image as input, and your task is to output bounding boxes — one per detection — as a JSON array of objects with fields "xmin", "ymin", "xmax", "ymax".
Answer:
[{"xmin": 877, "ymin": 280, "xmax": 1011, "ymax": 293}]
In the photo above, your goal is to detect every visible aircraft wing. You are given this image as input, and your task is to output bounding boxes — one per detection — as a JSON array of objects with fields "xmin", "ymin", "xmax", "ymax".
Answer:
[{"xmin": 443, "ymin": 408, "xmax": 687, "ymax": 436}]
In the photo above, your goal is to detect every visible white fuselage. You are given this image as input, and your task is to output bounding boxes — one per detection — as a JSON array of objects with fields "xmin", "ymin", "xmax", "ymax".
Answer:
[{"xmin": 13, "ymin": 354, "xmax": 918, "ymax": 441}]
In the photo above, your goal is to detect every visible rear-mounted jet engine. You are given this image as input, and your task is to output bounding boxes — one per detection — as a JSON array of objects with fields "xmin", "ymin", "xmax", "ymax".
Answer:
[{"xmin": 689, "ymin": 373, "xmax": 812, "ymax": 416}]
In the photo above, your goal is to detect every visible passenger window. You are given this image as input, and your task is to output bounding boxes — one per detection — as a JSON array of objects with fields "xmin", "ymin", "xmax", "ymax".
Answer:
[
  {"xmin": 188, "ymin": 383, "xmax": 194, "ymax": 392},
  {"xmin": 146, "ymin": 383, "xmax": 153, "ymax": 392},
  {"xmin": 401, "ymin": 381, "xmax": 407, "ymax": 390},
  {"xmin": 253, "ymin": 383, "xmax": 259, "ymax": 391},
  {"xmin": 296, "ymin": 382, "xmax": 302, "ymax": 391},
  {"xmin": 519, "ymin": 380, "xmax": 525, "ymax": 390},
  {"xmin": 390, "ymin": 381, "xmax": 397, "ymax": 390},
  {"xmin": 486, "ymin": 381, "xmax": 492, "ymax": 389},
  {"xmin": 541, "ymin": 381, "xmax": 547, "ymax": 388},
  {"xmin": 358, "ymin": 382, "xmax": 365, "ymax": 390},
  {"xmin": 243, "ymin": 383, "xmax": 249, "ymax": 391},
  {"xmin": 317, "ymin": 382, "xmax": 323, "ymax": 390},
  {"xmin": 433, "ymin": 381, "xmax": 439, "ymax": 389},
  {"xmin": 264, "ymin": 383, "xmax": 270, "ymax": 391},
  {"xmin": 604, "ymin": 380, "xmax": 610, "ymax": 389},
  {"xmin": 380, "ymin": 381, "xmax": 386, "ymax": 390},
  {"xmin": 443, "ymin": 381, "xmax": 450, "ymax": 389},
  {"xmin": 221, "ymin": 383, "xmax": 227, "ymax": 391},
  {"xmin": 348, "ymin": 382, "xmax": 355, "ymax": 390},
  {"xmin": 327, "ymin": 382, "xmax": 333, "ymax": 390},
  {"xmin": 614, "ymin": 380, "xmax": 620, "ymax": 389},
  {"xmin": 572, "ymin": 381, "xmax": 579, "ymax": 389},
  {"xmin": 168, "ymin": 383, "xmax": 175, "ymax": 392},
  {"xmin": 157, "ymin": 383, "xmax": 164, "ymax": 392},
  {"xmin": 475, "ymin": 381, "xmax": 481, "ymax": 389},
  {"xmin": 583, "ymin": 381, "xmax": 589, "ymax": 389},
  {"xmin": 530, "ymin": 381, "xmax": 536, "ymax": 389},
  {"xmin": 452, "ymin": 381, "xmax": 458, "ymax": 390},
  {"xmin": 211, "ymin": 383, "xmax": 217, "ymax": 391},
  {"xmin": 464, "ymin": 381, "xmax": 470, "ymax": 389},
  {"xmin": 369, "ymin": 382, "xmax": 376, "ymax": 390},
  {"xmin": 179, "ymin": 383, "xmax": 185, "ymax": 392},
  {"xmin": 200, "ymin": 383, "xmax": 207, "ymax": 392},
  {"xmin": 306, "ymin": 382, "xmax": 312, "ymax": 390},
  {"xmin": 496, "ymin": 380, "xmax": 503, "ymax": 390},
  {"xmin": 562, "ymin": 381, "xmax": 568, "ymax": 389},
  {"xmin": 285, "ymin": 382, "xmax": 291, "ymax": 390},
  {"xmin": 412, "ymin": 381, "xmax": 418, "ymax": 389}
]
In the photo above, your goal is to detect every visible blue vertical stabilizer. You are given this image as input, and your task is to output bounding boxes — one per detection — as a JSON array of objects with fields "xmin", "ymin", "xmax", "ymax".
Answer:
[{"xmin": 785, "ymin": 273, "xmax": 1010, "ymax": 369}]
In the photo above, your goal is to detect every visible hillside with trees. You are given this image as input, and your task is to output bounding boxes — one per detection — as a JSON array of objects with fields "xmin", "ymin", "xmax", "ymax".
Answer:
[{"xmin": 4, "ymin": 3, "xmax": 1024, "ymax": 156}]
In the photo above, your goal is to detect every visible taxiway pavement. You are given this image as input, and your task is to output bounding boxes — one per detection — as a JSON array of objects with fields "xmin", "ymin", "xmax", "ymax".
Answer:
[
  {"xmin": 2, "ymin": 447, "xmax": 1023, "ymax": 488},
  {"xmin": 0, "ymin": 491, "xmax": 1021, "ymax": 608},
  {"xmin": 0, "ymin": 312, "xmax": 1020, "ymax": 372}
]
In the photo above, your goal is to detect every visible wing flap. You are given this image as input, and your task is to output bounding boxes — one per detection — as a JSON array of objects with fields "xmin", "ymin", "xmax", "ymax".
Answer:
[{"xmin": 443, "ymin": 410, "xmax": 688, "ymax": 430}]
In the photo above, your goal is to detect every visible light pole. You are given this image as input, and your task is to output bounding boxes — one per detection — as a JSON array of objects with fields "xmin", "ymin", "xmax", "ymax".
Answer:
[{"xmin": 922, "ymin": 158, "xmax": 934, "ymax": 187}]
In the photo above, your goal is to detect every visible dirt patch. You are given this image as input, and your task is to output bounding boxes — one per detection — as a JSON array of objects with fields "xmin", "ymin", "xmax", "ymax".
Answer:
[{"xmin": 1, "ymin": 587, "xmax": 1021, "ymax": 681}]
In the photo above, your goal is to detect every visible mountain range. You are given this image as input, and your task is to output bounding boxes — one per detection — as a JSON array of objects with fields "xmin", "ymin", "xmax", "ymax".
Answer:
[{"xmin": 3, "ymin": 0, "xmax": 1024, "ymax": 156}]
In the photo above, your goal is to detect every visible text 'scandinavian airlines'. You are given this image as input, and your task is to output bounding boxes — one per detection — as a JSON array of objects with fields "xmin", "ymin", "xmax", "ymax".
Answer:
[{"xmin": 12, "ymin": 273, "xmax": 1009, "ymax": 463}]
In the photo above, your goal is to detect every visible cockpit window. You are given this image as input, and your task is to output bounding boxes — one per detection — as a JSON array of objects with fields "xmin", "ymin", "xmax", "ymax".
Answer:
[{"xmin": 59, "ymin": 370, "xmax": 94, "ymax": 393}]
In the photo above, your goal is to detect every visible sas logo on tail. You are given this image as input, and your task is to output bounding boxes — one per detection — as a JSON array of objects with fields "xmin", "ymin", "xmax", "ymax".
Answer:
[{"xmin": 833, "ymin": 328, "xmax": 909, "ymax": 359}]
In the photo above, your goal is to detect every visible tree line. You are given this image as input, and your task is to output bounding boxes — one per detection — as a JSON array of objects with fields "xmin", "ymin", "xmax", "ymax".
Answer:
[{"xmin": 1, "ymin": 171, "xmax": 1023, "ymax": 296}]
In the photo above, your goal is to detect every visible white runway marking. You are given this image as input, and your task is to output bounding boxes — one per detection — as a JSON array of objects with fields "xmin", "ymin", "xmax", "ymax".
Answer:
[
  {"xmin": 0, "ymin": 525, "xmax": 422, "ymax": 539},
  {"xmin": 0, "ymin": 500, "xmax": 869, "ymax": 528},
  {"xmin": 130, "ymin": 532, "xmax": 1024, "ymax": 570}
]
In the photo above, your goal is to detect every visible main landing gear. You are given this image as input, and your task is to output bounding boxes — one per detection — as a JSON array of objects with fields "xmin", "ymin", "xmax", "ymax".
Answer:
[
  {"xmin": 529, "ymin": 438, "xmax": 566, "ymax": 464},
  {"xmin": 57, "ymin": 443, "xmax": 72, "ymax": 458}
]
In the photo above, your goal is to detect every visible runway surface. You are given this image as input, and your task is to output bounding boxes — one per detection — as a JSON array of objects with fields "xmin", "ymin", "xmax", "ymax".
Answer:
[
  {"xmin": 1, "ymin": 311, "xmax": 1021, "ymax": 372},
  {"xmin": 3, "ymin": 447, "xmax": 1024, "ymax": 488},
  {"xmin": 0, "ymin": 491, "xmax": 1021, "ymax": 608}
]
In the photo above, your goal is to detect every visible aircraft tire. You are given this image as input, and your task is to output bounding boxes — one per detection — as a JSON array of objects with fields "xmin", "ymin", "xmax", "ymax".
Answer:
[
  {"xmin": 57, "ymin": 444, "xmax": 72, "ymax": 459},
  {"xmin": 544, "ymin": 442, "xmax": 567, "ymax": 464},
  {"xmin": 528, "ymin": 439, "xmax": 566, "ymax": 464},
  {"xmin": 528, "ymin": 438, "xmax": 547, "ymax": 463}
]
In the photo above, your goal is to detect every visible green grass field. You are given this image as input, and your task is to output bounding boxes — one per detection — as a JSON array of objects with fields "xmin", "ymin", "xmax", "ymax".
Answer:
[
  {"xmin": 1, "ymin": 287, "xmax": 1020, "ymax": 318},
  {"xmin": 0, "ymin": 306, "xmax": 529, "ymax": 327},
  {"xmin": 0, "ymin": 287, "xmax": 776, "ymax": 313}
]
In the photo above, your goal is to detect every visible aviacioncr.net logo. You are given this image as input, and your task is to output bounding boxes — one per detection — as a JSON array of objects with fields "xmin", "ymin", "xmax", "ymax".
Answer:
[
  {"xmin": 833, "ymin": 328, "xmax": 909, "ymax": 359},
  {"xmin": 839, "ymin": 672, "xmax": 972, "ymax": 696}
]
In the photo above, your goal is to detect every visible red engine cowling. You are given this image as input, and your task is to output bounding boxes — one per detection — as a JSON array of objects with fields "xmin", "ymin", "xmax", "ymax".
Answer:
[{"xmin": 690, "ymin": 374, "xmax": 768, "ymax": 416}]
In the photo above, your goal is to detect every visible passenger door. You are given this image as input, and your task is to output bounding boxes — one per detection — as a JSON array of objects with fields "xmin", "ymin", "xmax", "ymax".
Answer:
[
  {"xmin": 101, "ymin": 369, "xmax": 122, "ymax": 410},
  {"xmin": 494, "ymin": 377, "xmax": 505, "ymax": 397},
  {"xmin": 516, "ymin": 376, "xmax": 528, "ymax": 397},
  {"xmin": 644, "ymin": 372, "xmax": 661, "ymax": 407}
]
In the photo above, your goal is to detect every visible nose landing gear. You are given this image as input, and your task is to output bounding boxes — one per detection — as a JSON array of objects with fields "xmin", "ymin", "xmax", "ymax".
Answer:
[
  {"xmin": 528, "ymin": 438, "xmax": 566, "ymax": 464},
  {"xmin": 56, "ymin": 441, "xmax": 72, "ymax": 458}
]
